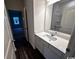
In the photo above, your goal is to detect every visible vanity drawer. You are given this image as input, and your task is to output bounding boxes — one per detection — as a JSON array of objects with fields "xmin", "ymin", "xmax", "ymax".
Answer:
[
  {"xmin": 44, "ymin": 47, "xmax": 61, "ymax": 59},
  {"xmin": 49, "ymin": 44, "xmax": 64, "ymax": 57}
]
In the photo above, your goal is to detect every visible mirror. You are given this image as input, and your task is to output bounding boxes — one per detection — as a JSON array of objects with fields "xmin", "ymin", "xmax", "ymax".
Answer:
[{"xmin": 44, "ymin": 0, "xmax": 75, "ymax": 39}]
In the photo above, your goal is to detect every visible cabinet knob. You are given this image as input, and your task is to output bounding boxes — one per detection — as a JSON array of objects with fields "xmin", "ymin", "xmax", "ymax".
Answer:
[{"xmin": 66, "ymin": 48, "xmax": 70, "ymax": 52}]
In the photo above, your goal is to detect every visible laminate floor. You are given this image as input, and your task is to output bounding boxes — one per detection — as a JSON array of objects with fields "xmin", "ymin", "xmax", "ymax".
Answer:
[{"xmin": 15, "ymin": 40, "xmax": 45, "ymax": 59}]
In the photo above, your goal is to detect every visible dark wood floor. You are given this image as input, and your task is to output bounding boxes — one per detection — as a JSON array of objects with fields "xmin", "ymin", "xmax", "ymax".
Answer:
[{"xmin": 15, "ymin": 40, "xmax": 45, "ymax": 59}]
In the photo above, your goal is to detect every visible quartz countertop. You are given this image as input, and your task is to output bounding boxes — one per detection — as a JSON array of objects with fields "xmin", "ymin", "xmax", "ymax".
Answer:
[{"xmin": 35, "ymin": 32, "xmax": 69, "ymax": 54}]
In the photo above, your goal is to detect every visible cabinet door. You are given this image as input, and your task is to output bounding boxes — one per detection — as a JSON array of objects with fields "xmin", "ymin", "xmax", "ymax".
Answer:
[
  {"xmin": 44, "ymin": 47, "xmax": 60, "ymax": 59},
  {"xmin": 35, "ymin": 36, "xmax": 44, "ymax": 54}
]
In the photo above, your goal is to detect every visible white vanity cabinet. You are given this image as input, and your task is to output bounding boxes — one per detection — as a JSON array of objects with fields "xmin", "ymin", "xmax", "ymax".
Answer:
[{"xmin": 35, "ymin": 35, "xmax": 65, "ymax": 59}]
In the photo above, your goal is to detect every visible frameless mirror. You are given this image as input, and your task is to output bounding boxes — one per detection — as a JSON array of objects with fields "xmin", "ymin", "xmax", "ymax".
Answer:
[{"xmin": 44, "ymin": 0, "xmax": 75, "ymax": 40}]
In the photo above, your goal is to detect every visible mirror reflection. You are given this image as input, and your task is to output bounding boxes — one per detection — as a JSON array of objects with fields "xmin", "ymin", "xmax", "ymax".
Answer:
[{"xmin": 44, "ymin": 0, "xmax": 75, "ymax": 40}]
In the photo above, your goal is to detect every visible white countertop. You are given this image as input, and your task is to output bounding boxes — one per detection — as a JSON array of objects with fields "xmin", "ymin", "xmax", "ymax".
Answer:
[{"xmin": 35, "ymin": 32, "xmax": 69, "ymax": 54}]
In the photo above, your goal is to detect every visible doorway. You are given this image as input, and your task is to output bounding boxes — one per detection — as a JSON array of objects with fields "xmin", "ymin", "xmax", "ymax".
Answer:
[{"xmin": 8, "ymin": 10, "xmax": 27, "ymax": 48}]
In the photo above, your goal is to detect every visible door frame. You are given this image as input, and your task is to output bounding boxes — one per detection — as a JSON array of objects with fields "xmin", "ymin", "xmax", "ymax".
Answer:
[{"xmin": 23, "ymin": 7, "xmax": 29, "ymax": 42}]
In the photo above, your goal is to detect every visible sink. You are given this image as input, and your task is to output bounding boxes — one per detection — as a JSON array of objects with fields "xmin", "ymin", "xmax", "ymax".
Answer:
[
  {"xmin": 45, "ymin": 30, "xmax": 71, "ymax": 40},
  {"xmin": 44, "ymin": 34, "xmax": 57, "ymax": 41},
  {"xmin": 49, "ymin": 37, "xmax": 57, "ymax": 41},
  {"xmin": 35, "ymin": 32, "xmax": 69, "ymax": 53}
]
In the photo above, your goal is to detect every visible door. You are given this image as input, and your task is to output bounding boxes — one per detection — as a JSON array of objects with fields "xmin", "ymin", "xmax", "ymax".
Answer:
[
  {"xmin": 4, "ymin": 6, "xmax": 16, "ymax": 59},
  {"xmin": 8, "ymin": 10, "xmax": 26, "ymax": 48}
]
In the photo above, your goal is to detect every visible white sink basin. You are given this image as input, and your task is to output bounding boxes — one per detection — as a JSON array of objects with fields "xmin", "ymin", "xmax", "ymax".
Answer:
[
  {"xmin": 44, "ymin": 34, "xmax": 57, "ymax": 41},
  {"xmin": 47, "ymin": 30, "xmax": 71, "ymax": 40}
]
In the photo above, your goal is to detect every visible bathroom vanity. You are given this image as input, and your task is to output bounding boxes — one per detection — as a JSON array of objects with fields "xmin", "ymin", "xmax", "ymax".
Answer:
[
  {"xmin": 34, "ymin": 0, "xmax": 75, "ymax": 59},
  {"xmin": 35, "ymin": 30, "xmax": 71, "ymax": 59}
]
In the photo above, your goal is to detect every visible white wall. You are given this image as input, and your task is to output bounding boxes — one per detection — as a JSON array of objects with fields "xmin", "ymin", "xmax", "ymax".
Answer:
[
  {"xmin": 24, "ymin": 0, "xmax": 46, "ymax": 48},
  {"xmin": 34, "ymin": 0, "xmax": 46, "ymax": 33},
  {"xmin": 24, "ymin": 0, "xmax": 35, "ymax": 48}
]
